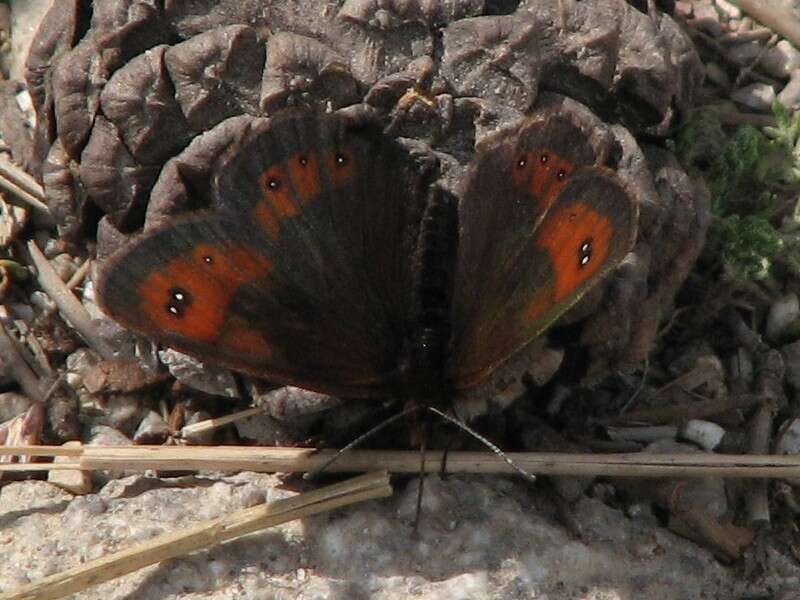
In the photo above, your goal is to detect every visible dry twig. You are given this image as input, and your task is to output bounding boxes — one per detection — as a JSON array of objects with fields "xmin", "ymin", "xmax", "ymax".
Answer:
[
  {"xmin": 3, "ymin": 445, "xmax": 800, "ymax": 479},
  {"xmin": 0, "ymin": 155, "xmax": 53, "ymax": 228},
  {"xmin": 179, "ymin": 407, "xmax": 265, "ymax": 437},
  {"xmin": 598, "ymin": 393, "xmax": 763, "ymax": 425},
  {"xmin": 26, "ymin": 241, "xmax": 114, "ymax": 359},
  {"xmin": 0, "ymin": 319, "xmax": 45, "ymax": 401}
]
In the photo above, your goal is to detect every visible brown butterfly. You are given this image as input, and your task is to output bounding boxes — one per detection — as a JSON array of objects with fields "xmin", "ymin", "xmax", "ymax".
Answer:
[{"xmin": 97, "ymin": 107, "xmax": 638, "ymax": 408}]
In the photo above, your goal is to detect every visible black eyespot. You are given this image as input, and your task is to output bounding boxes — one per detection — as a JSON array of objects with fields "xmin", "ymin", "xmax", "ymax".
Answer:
[
  {"xmin": 557, "ymin": 169, "xmax": 567, "ymax": 180},
  {"xmin": 203, "ymin": 256, "xmax": 213, "ymax": 264},
  {"xmin": 298, "ymin": 155, "xmax": 309, "ymax": 166},
  {"xmin": 540, "ymin": 153, "xmax": 549, "ymax": 164},
  {"xmin": 334, "ymin": 152, "xmax": 348, "ymax": 166},
  {"xmin": 166, "ymin": 287, "xmax": 192, "ymax": 317},
  {"xmin": 267, "ymin": 177, "xmax": 280, "ymax": 190},
  {"xmin": 517, "ymin": 156, "xmax": 527, "ymax": 168},
  {"xmin": 578, "ymin": 239, "xmax": 592, "ymax": 268}
]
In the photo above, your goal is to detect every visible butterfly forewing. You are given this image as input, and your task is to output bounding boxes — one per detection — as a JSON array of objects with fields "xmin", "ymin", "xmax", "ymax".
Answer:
[
  {"xmin": 448, "ymin": 112, "xmax": 638, "ymax": 389},
  {"xmin": 98, "ymin": 112, "xmax": 430, "ymax": 398}
]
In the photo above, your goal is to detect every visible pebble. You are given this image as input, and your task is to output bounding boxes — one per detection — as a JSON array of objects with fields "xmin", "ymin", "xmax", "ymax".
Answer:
[
  {"xmin": 88, "ymin": 425, "xmax": 134, "ymax": 484},
  {"xmin": 0, "ymin": 391, "xmax": 33, "ymax": 421},
  {"xmin": 776, "ymin": 417, "xmax": 800, "ymax": 486},
  {"xmin": 65, "ymin": 348, "xmax": 103, "ymax": 389},
  {"xmin": 705, "ymin": 62, "xmax": 730, "ymax": 89},
  {"xmin": 730, "ymin": 82, "xmax": 777, "ymax": 111},
  {"xmin": 761, "ymin": 40, "xmax": 800, "ymax": 80},
  {"xmin": 643, "ymin": 441, "xmax": 728, "ymax": 518},
  {"xmin": 674, "ymin": 0, "xmax": 693, "ymax": 18},
  {"xmin": 766, "ymin": 293, "xmax": 800, "ymax": 343},
  {"xmin": 777, "ymin": 69, "xmax": 800, "ymax": 108},
  {"xmin": 727, "ymin": 40, "xmax": 764, "ymax": 66},
  {"xmin": 692, "ymin": 3, "xmax": 722, "ymax": 37},
  {"xmin": 776, "ymin": 417, "xmax": 800, "ymax": 455},
  {"xmin": 133, "ymin": 410, "xmax": 170, "ymax": 444},
  {"xmin": 181, "ymin": 409, "xmax": 214, "ymax": 444},
  {"xmin": 714, "ymin": 0, "xmax": 741, "ymax": 20},
  {"xmin": 681, "ymin": 419, "xmax": 725, "ymax": 451},
  {"xmin": 781, "ymin": 339, "xmax": 800, "ymax": 391},
  {"xmin": 159, "ymin": 348, "xmax": 238, "ymax": 398},
  {"xmin": 48, "ymin": 441, "xmax": 92, "ymax": 495},
  {"xmin": 101, "ymin": 395, "xmax": 145, "ymax": 436}
]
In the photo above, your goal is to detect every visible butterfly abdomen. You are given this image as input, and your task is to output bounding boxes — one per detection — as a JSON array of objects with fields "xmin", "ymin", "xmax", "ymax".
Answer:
[{"xmin": 403, "ymin": 187, "xmax": 459, "ymax": 399}]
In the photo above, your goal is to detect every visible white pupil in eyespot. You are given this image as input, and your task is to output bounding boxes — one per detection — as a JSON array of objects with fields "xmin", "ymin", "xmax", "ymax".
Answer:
[{"xmin": 579, "ymin": 239, "xmax": 592, "ymax": 267}]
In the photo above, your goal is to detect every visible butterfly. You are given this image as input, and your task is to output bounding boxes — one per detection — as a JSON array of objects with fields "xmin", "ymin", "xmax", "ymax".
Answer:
[{"xmin": 97, "ymin": 107, "xmax": 638, "ymax": 407}]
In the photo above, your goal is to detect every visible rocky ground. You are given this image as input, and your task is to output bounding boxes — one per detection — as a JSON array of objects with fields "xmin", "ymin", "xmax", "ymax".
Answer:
[{"xmin": 2, "ymin": 1, "xmax": 800, "ymax": 599}]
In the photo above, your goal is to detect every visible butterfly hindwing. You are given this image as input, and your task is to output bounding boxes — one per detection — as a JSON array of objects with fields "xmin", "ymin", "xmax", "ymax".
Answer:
[
  {"xmin": 449, "ymin": 110, "xmax": 639, "ymax": 388},
  {"xmin": 98, "ymin": 112, "xmax": 430, "ymax": 397}
]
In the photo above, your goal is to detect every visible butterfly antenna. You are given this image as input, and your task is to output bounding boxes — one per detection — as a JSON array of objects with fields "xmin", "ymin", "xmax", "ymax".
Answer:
[
  {"xmin": 305, "ymin": 404, "xmax": 423, "ymax": 480},
  {"xmin": 412, "ymin": 423, "xmax": 427, "ymax": 534},
  {"xmin": 425, "ymin": 406, "xmax": 538, "ymax": 484}
]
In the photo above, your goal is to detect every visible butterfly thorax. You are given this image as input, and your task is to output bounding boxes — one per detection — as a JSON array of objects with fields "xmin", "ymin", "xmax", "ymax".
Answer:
[{"xmin": 400, "ymin": 187, "xmax": 459, "ymax": 406}]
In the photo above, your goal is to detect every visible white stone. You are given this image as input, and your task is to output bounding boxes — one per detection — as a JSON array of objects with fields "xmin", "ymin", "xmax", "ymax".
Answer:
[
  {"xmin": 776, "ymin": 417, "xmax": 800, "ymax": 455},
  {"xmin": 730, "ymin": 82, "xmax": 777, "ymax": 111},
  {"xmin": 766, "ymin": 293, "xmax": 800, "ymax": 342},
  {"xmin": 681, "ymin": 419, "xmax": 726, "ymax": 451},
  {"xmin": 778, "ymin": 69, "xmax": 800, "ymax": 108},
  {"xmin": 761, "ymin": 40, "xmax": 800, "ymax": 79},
  {"xmin": 715, "ymin": 0, "xmax": 741, "ymax": 20},
  {"xmin": 47, "ymin": 441, "xmax": 92, "ymax": 495}
]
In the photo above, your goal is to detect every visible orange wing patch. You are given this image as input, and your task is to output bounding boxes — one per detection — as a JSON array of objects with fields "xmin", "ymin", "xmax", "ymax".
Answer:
[
  {"xmin": 137, "ymin": 243, "xmax": 272, "ymax": 356},
  {"xmin": 513, "ymin": 150, "xmax": 575, "ymax": 211},
  {"xmin": 259, "ymin": 164, "xmax": 296, "ymax": 218},
  {"xmin": 256, "ymin": 163, "xmax": 293, "ymax": 238},
  {"xmin": 535, "ymin": 202, "xmax": 612, "ymax": 301},
  {"xmin": 254, "ymin": 152, "xmax": 329, "ymax": 239},
  {"xmin": 252, "ymin": 146, "xmax": 357, "ymax": 241}
]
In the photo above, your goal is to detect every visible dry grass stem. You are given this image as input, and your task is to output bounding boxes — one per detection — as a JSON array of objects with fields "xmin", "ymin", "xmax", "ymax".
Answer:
[
  {"xmin": 0, "ymin": 319, "xmax": 45, "ymax": 401},
  {"xmin": 65, "ymin": 258, "xmax": 91, "ymax": 290},
  {"xmin": 179, "ymin": 407, "xmax": 265, "ymax": 437},
  {"xmin": 599, "ymin": 393, "xmax": 763, "ymax": 425},
  {"xmin": 0, "ymin": 471, "xmax": 392, "ymax": 600},
  {"xmin": 3, "ymin": 446, "xmax": 800, "ymax": 479},
  {"xmin": 0, "ymin": 155, "xmax": 45, "ymax": 201},
  {"xmin": 26, "ymin": 241, "xmax": 115, "ymax": 359},
  {"xmin": 0, "ymin": 156, "xmax": 53, "ymax": 228},
  {"xmin": 0, "ymin": 445, "xmax": 82, "ymax": 457},
  {"xmin": 747, "ymin": 404, "xmax": 773, "ymax": 524}
]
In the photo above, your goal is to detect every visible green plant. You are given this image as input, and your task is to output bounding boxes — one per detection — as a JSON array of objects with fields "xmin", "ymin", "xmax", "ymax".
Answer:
[{"xmin": 678, "ymin": 103, "xmax": 800, "ymax": 280}]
